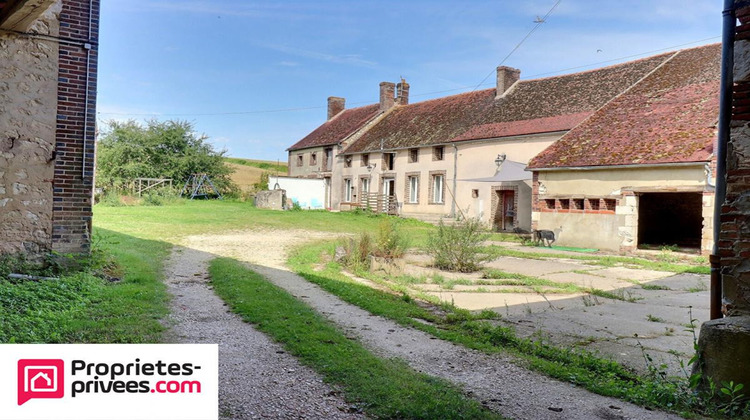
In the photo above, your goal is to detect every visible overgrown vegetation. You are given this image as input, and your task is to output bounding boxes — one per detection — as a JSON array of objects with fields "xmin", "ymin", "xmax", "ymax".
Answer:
[
  {"xmin": 339, "ymin": 219, "xmax": 410, "ymax": 270},
  {"xmin": 427, "ymin": 219, "xmax": 493, "ymax": 272},
  {"xmin": 289, "ymin": 241, "xmax": 746, "ymax": 418},
  {"xmin": 96, "ymin": 119, "xmax": 234, "ymax": 194},
  {"xmin": 0, "ymin": 230, "xmax": 169, "ymax": 343},
  {"xmin": 209, "ymin": 258, "xmax": 501, "ymax": 420}
]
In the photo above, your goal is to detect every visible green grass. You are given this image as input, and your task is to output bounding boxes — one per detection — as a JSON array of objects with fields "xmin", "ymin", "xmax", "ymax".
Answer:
[
  {"xmin": 94, "ymin": 200, "xmax": 434, "ymax": 245},
  {"xmin": 286, "ymin": 241, "xmax": 704, "ymax": 415},
  {"xmin": 209, "ymin": 257, "xmax": 502, "ymax": 420},
  {"xmin": 488, "ymin": 245, "xmax": 709, "ymax": 275},
  {"xmin": 224, "ymin": 157, "xmax": 287, "ymax": 174},
  {"xmin": 0, "ymin": 229, "xmax": 169, "ymax": 343}
]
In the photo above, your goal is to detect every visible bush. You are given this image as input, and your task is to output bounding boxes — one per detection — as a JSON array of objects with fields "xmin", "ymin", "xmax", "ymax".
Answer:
[
  {"xmin": 427, "ymin": 219, "xmax": 493, "ymax": 272},
  {"xmin": 341, "ymin": 232, "xmax": 373, "ymax": 271},
  {"xmin": 373, "ymin": 219, "xmax": 409, "ymax": 259}
]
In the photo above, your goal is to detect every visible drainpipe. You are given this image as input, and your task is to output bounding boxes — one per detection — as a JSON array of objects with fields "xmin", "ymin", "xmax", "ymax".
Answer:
[
  {"xmin": 451, "ymin": 144, "xmax": 458, "ymax": 218},
  {"xmin": 81, "ymin": 0, "xmax": 94, "ymax": 181},
  {"xmin": 711, "ymin": 0, "xmax": 735, "ymax": 320}
]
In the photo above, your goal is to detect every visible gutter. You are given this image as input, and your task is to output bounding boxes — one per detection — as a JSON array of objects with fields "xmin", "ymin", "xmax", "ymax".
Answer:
[
  {"xmin": 711, "ymin": 0, "xmax": 735, "ymax": 320},
  {"xmin": 530, "ymin": 161, "xmax": 709, "ymax": 172}
]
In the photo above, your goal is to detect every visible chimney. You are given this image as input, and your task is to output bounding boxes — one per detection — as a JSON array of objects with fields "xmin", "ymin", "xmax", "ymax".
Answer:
[
  {"xmin": 327, "ymin": 96, "xmax": 345, "ymax": 120},
  {"xmin": 496, "ymin": 66, "xmax": 521, "ymax": 99},
  {"xmin": 379, "ymin": 81, "xmax": 396, "ymax": 111},
  {"xmin": 396, "ymin": 79, "xmax": 410, "ymax": 105}
]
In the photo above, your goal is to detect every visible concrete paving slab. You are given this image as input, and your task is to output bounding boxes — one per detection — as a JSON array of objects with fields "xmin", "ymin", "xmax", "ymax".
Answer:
[
  {"xmin": 638, "ymin": 290, "xmax": 711, "ymax": 310},
  {"xmin": 486, "ymin": 256, "xmax": 591, "ymax": 277},
  {"xmin": 641, "ymin": 273, "xmax": 709, "ymax": 292},
  {"xmin": 424, "ymin": 291, "xmax": 585, "ymax": 313},
  {"xmin": 540, "ymin": 271, "xmax": 633, "ymax": 290},
  {"xmin": 591, "ymin": 267, "xmax": 674, "ymax": 282}
]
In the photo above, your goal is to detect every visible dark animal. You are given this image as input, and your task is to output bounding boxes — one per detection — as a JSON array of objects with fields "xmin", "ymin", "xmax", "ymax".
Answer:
[{"xmin": 533, "ymin": 226, "xmax": 562, "ymax": 247}]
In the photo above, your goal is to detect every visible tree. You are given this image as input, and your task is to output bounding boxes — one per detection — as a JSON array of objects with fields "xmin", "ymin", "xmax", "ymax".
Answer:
[{"xmin": 96, "ymin": 120, "xmax": 234, "ymax": 193}]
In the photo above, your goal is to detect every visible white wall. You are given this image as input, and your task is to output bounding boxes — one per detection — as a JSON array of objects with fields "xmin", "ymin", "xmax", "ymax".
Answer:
[{"xmin": 269, "ymin": 176, "xmax": 326, "ymax": 209}]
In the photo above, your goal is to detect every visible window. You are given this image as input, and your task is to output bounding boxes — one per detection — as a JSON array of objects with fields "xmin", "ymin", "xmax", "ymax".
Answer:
[
  {"xmin": 344, "ymin": 156, "xmax": 352, "ymax": 168},
  {"xmin": 432, "ymin": 174, "xmax": 444, "ymax": 204},
  {"xmin": 383, "ymin": 153, "xmax": 395, "ymax": 171},
  {"xmin": 558, "ymin": 199, "xmax": 570, "ymax": 210},
  {"xmin": 572, "ymin": 199, "xmax": 584, "ymax": 211},
  {"xmin": 587, "ymin": 198, "xmax": 600, "ymax": 211},
  {"xmin": 324, "ymin": 148, "xmax": 333, "ymax": 170},
  {"xmin": 544, "ymin": 199, "xmax": 556, "ymax": 210},
  {"xmin": 296, "ymin": 155, "xmax": 303, "ymax": 167},
  {"xmin": 409, "ymin": 148, "xmax": 419, "ymax": 163},
  {"xmin": 472, "ymin": 189, "xmax": 479, "ymax": 198},
  {"xmin": 361, "ymin": 177, "xmax": 369, "ymax": 194},
  {"xmin": 310, "ymin": 153, "xmax": 317, "ymax": 165},
  {"xmin": 361, "ymin": 154, "xmax": 370, "ymax": 167},
  {"xmin": 344, "ymin": 178, "xmax": 352, "ymax": 202},
  {"xmin": 603, "ymin": 198, "xmax": 617, "ymax": 212},
  {"xmin": 433, "ymin": 146, "xmax": 444, "ymax": 161},
  {"xmin": 408, "ymin": 176, "xmax": 419, "ymax": 203}
]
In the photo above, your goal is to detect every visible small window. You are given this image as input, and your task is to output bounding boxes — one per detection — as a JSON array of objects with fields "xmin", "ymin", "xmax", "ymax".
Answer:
[
  {"xmin": 361, "ymin": 154, "xmax": 370, "ymax": 167},
  {"xmin": 344, "ymin": 156, "xmax": 352, "ymax": 168},
  {"xmin": 296, "ymin": 155, "xmax": 303, "ymax": 167},
  {"xmin": 433, "ymin": 146, "xmax": 444, "ymax": 161},
  {"xmin": 408, "ymin": 176, "xmax": 419, "ymax": 204},
  {"xmin": 572, "ymin": 199, "xmax": 584, "ymax": 210},
  {"xmin": 409, "ymin": 148, "xmax": 419, "ymax": 163},
  {"xmin": 472, "ymin": 189, "xmax": 479, "ymax": 198},
  {"xmin": 603, "ymin": 198, "xmax": 617, "ymax": 211},
  {"xmin": 310, "ymin": 153, "xmax": 317, "ymax": 165},
  {"xmin": 432, "ymin": 174, "xmax": 444, "ymax": 204},
  {"xmin": 344, "ymin": 179, "xmax": 352, "ymax": 202},
  {"xmin": 587, "ymin": 198, "xmax": 600, "ymax": 211},
  {"xmin": 558, "ymin": 199, "xmax": 570, "ymax": 210},
  {"xmin": 383, "ymin": 153, "xmax": 395, "ymax": 171},
  {"xmin": 544, "ymin": 199, "xmax": 556, "ymax": 210},
  {"xmin": 361, "ymin": 178, "xmax": 370, "ymax": 194}
]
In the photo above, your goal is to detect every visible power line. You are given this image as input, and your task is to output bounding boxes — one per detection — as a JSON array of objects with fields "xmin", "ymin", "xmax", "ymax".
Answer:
[
  {"xmin": 98, "ymin": 36, "xmax": 720, "ymax": 119},
  {"xmin": 470, "ymin": 0, "xmax": 562, "ymax": 91}
]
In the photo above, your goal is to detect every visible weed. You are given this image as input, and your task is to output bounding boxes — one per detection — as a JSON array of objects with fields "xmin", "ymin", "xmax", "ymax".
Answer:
[
  {"xmin": 641, "ymin": 283, "xmax": 670, "ymax": 291},
  {"xmin": 687, "ymin": 280, "xmax": 708, "ymax": 293},
  {"xmin": 646, "ymin": 314, "xmax": 665, "ymax": 323},
  {"xmin": 373, "ymin": 219, "xmax": 409, "ymax": 259},
  {"xmin": 427, "ymin": 219, "xmax": 493, "ymax": 272}
]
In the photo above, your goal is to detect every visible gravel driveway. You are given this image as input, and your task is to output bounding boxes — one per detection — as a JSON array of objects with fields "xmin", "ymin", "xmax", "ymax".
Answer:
[
  {"xmin": 180, "ymin": 229, "xmax": 685, "ymax": 420},
  {"xmin": 163, "ymin": 242, "xmax": 365, "ymax": 420}
]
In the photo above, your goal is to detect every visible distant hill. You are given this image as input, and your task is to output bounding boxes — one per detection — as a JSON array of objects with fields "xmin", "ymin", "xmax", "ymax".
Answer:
[{"xmin": 224, "ymin": 157, "xmax": 288, "ymax": 193}]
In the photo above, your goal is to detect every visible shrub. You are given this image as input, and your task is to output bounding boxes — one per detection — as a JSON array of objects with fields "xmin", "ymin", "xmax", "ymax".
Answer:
[
  {"xmin": 341, "ymin": 232, "xmax": 373, "ymax": 271},
  {"xmin": 373, "ymin": 219, "xmax": 409, "ymax": 259},
  {"xmin": 427, "ymin": 219, "xmax": 493, "ymax": 272}
]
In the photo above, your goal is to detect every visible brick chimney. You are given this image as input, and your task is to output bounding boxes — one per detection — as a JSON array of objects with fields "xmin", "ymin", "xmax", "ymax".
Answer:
[
  {"xmin": 396, "ymin": 79, "xmax": 410, "ymax": 105},
  {"xmin": 327, "ymin": 97, "xmax": 345, "ymax": 120},
  {"xmin": 379, "ymin": 81, "xmax": 396, "ymax": 111},
  {"xmin": 496, "ymin": 66, "xmax": 521, "ymax": 99}
]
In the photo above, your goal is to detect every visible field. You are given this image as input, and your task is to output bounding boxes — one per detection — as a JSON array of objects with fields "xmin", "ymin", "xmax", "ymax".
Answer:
[{"xmin": 224, "ymin": 157, "xmax": 287, "ymax": 193}]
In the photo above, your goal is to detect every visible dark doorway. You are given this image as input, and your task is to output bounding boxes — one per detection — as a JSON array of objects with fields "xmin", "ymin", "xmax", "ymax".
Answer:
[
  {"xmin": 494, "ymin": 190, "xmax": 515, "ymax": 231},
  {"xmin": 637, "ymin": 192, "xmax": 703, "ymax": 248}
]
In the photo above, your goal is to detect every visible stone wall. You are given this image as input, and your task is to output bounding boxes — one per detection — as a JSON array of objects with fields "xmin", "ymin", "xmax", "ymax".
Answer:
[
  {"xmin": 0, "ymin": 0, "xmax": 98, "ymax": 256},
  {"xmin": 0, "ymin": 2, "xmax": 61, "ymax": 254}
]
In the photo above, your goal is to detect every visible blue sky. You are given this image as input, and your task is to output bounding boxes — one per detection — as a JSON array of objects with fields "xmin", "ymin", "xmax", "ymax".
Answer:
[{"xmin": 97, "ymin": 1, "xmax": 721, "ymax": 162}]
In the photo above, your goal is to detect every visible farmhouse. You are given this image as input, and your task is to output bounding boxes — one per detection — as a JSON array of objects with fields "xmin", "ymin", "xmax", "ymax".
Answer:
[
  {"xmin": 528, "ymin": 44, "xmax": 720, "ymax": 254},
  {"xmin": 0, "ymin": 0, "xmax": 99, "ymax": 256}
]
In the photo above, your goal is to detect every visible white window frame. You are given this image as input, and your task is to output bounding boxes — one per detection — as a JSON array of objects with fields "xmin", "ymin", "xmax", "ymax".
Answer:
[
  {"xmin": 361, "ymin": 178, "xmax": 369, "ymax": 194},
  {"xmin": 408, "ymin": 176, "xmax": 419, "ymax": 203},
  {"xmin": 432, "ymin": 174, "xmax": 444, "ymax": 204},
  {"xmin": 344, "ymin": 178, "xmax": 352, "ymax": 202}
]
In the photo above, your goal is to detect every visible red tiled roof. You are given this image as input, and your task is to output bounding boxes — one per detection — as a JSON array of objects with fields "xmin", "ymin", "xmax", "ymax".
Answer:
[
  {"xmin": 453, "ymin": 112, "xmax": 593, "ymax": 142},
  {"xmin": 528, "ymin": 44, "xmax": 720, "ymax": 169},
  {"xmin": 344, "ymin": 53, "xmax": 670, "ymax": 153},
  {"xmin": 287, "ymin": 104, "xmax": 380, "ymax": 151}
]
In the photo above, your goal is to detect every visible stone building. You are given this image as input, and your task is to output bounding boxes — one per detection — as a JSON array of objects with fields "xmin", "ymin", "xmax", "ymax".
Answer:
[
  {"xmin": 288, "ymin": 44, "xmax": 720, "ymax": 243},
  {"xmin": 0, "ymin": 0, "xmax": 99, "ymax": 255},
  {"xmin": 529, "ymin": 44, "xmax": 720, "ymax": 254}
]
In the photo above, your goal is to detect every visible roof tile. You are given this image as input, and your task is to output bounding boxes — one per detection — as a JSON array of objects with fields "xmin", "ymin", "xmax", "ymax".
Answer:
[{"xmin": 288, "ymin": 104, "xmax": 380, "ymax": 151}]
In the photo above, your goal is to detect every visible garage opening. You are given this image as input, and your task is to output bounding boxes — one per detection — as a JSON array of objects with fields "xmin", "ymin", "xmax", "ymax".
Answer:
[{"xmin": 637, "ymin": 192, "xmax": 702, "ymax": 249}]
